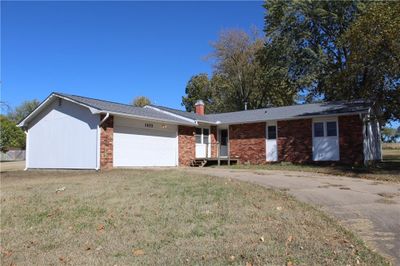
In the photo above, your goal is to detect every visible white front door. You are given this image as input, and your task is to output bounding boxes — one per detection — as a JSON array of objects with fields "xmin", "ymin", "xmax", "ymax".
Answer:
[
  {"xmin": 219, "ymin": 129, "xmax": 228, "ymax": 157},
  {"xmin": 266, "ymin": 122, "xmax": 278, "ymax": 162},
  {"xmin": 195, "ymin": 128, "xmax": 211, "ymax": 158},
  {"xmin": 312, "ymin": 119, "xmax": 339, "ymax": 161}
]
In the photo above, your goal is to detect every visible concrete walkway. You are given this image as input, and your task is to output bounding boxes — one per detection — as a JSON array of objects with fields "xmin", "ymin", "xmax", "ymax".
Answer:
[{"xmin": 184, "ymin": 168, "xmax": 400, "ymax": 264}]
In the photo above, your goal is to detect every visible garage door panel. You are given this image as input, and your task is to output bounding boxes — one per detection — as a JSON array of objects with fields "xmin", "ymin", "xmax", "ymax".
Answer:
[{"xmin": 113, "ymin": 123, "xmax": 178, "ymax": 167}]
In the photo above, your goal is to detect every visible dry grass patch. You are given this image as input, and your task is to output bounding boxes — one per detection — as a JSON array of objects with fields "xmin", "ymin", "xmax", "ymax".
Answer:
[
  {"xmin": 381, "ymin": 143, "xmax": 400, "ymax": 150},
  {"xmin": 1, "ymin": 169, "xmax": 388, "ymax": 265},
  {"xmin": 226, "ymin": 148, "xmax": 400, "ymax": 183}
]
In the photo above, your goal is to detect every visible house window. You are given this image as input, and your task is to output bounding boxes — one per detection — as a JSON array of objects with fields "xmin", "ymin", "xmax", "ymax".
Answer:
[
  {"xmin": 326, "ymin": 121, "xmax": 337, "ymax": 137},
  {"xmin": 203, "ymin": 128, "xmax": 209, "ymax": 144},
  {"xmin": 314, "ymin": 122, "xmax": 324, "ymax": 137},
  {"xmin": 195, "ymin": 128, "xmax": 210, "ymax": 144},
  {"xmin": 220, "ymin": 130, "xmax": 228, "ymax": 146},
  {"xmin": 314, "ymin": 121, "xmax": 338, "ymax": 137},
  {"xmin": 195, "ymin": 128, "xmax": 202, "ymax": 144},
  {"xmin": 267, "ymin": 126, "xmax": 277, "ymax": 140}
]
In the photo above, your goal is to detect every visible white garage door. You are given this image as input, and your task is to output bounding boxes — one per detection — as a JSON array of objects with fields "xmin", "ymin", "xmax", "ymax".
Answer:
[{"xmin": 113, "ymin": 117, "xmax": 178, "ymax": 167}]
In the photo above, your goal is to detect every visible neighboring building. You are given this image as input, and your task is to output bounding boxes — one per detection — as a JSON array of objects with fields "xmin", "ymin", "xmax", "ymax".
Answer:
[{"xmin": 18, "ymin": 92, "xmax": 381, "ymax": 169}]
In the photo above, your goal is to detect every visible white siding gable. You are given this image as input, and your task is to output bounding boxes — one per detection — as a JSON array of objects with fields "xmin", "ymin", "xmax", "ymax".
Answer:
[{"xmin": 27, "ymin": 98, "xmax": 99, "ymax": 169}]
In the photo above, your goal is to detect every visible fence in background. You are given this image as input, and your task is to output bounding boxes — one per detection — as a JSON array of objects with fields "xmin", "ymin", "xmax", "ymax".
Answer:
[{"xmin": 1, "ymin": 150, "xmax": 26, "ymax": 161}]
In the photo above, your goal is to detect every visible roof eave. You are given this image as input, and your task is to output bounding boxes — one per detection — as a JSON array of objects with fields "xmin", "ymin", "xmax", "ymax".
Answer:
[
  {"xmin": 18, "ymin": 93, "xmax": 101, "ymax": 128},
  {"xmin": 101, "ymin": 110, "xmax": 196, "ymax": 126},
  {"xmin": 214, "ymin": 110, "xmax": 370, "ymax": 126},
  {"xmin": 195, "ymin": 119, "xmax": 219, "ymax": 125},
  {"xmin": 144, "ymin": 105, "xmax": 198, "ymax": 124}
]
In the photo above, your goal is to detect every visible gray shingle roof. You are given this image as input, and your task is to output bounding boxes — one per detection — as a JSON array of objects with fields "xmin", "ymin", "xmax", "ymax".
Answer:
[
  {"xmin": 51, "ymin": 93, "xmax": 370, "ymax": 125},
  {"xmin": 151, "ymin": 101, "xmax": 370, "ymax": 124},
  {"xmin": 204, "ymin": 101, "xmax": 370, "ymax": 124},
  {"xmin": 148, "ymin": 105, "xmax": 217, "ymax": 122},
  {"xmin": 54, "ymin": 93, "xmax": 196, "ymax": 125}
]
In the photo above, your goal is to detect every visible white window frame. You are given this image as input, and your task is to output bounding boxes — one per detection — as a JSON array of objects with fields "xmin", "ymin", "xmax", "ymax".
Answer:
[
  {"xmin": 266, "ymin": 121, "xmax": 278, "ymax": 162},
  {"xmin": 312, "ymin": 117, "xmax": 340, "ymax": 161},
  {"xmin": 313, "ymin": 120, "xmax": 338, "ymax": 138},
  {"xmin": 267, "ymin": 124, "xmax": 277, "ymax": 140},
  {"xmin": 195, "ymin": 127, "xmax": 210, "ymax": 144}
]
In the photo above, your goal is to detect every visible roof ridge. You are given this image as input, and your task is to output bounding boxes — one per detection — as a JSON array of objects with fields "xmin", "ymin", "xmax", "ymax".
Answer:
[
  {"xmin": 154, "ymin": 102, "xmax": 322, "ymax": 117},
  {"xmin": 205, "ymin": 100, "xmax": 370, "ymax": 116},
  {"xmin": 150, "ymin": 104, "xmax": 184, "ymax": 111},
  {"xmin": 54, "ymin": 92, "xmax": 143, "ymax": 110}
]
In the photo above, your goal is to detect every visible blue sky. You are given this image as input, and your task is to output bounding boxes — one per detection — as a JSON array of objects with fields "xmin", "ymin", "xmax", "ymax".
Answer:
[{"xmin": 2, "ymin": 1, "xmax": 264, "ymax": 110}]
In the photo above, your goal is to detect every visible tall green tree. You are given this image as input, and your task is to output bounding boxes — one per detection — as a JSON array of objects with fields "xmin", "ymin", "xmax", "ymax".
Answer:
[
  {"xmin": 338, "ymin": 2, "xmax": 400, "ymax": 123},
  {"xmin": 0, "ymin": 116, "xmax": 26, "ymax": 152},
  {"xmin": 182, "ymin": 29, "xmax": 296, "ymax": 113},
  {"xmin": 262, "ymin": 0, "xmax": 399, "ymax": 124},
  {"xmin": 182, "ymin": 74, "xmax": 213, "ymax": 113},
  {"xmin": 132, "ymin": 96, "xmax": 151, "ymax": 107},
  {"xmin": 262, "ymin": 0, "xmax": 361, "ymax": 97},
  {"xmin": 7, "ymin": 99, "xmax": 40, "ymax": 123},
  {"xmin": 208, "ymin": 29, "xmax": 266, "ymax": 111}
]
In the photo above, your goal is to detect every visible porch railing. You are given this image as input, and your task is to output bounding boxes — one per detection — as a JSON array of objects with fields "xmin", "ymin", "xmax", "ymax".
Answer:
[{"xmin": 203, "ymin": 141, "xmax": 231, "ymax": 166}]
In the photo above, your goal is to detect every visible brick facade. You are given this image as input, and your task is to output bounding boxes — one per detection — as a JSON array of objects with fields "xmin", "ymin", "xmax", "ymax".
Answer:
[
  {"xmin": 178, "ymin": 126, "xmax": 196, "ymax": 166},
  {"xmin": 229, "ymin": 122, "xmax": 266, "ymax": 164},
  {"xmin": 97, "ymin": 115, "xmax": 364, "ymax": 169},
  {"xmin": 277, "ymin": 119, "xmax": 312, "ymax": 163},
  {"xmin": 339, "ymin": 115, "xmax": 364, "ymax": 165},
  {"xmin": 100, "ymin": 114, "xmax": 114, "ymax": 169}
]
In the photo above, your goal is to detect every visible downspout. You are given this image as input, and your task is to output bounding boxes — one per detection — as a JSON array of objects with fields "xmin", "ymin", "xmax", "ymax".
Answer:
[
  {"xmin": 24, "ymin": 129, "xmax": 29, "ymax": 171},
  {"xmin": 96, "ymin": 113, "xmax": 110, "ymax": 170},
  {"xmin": 100, "ymin": 113, "xmax": 110, "ymax": 125}
]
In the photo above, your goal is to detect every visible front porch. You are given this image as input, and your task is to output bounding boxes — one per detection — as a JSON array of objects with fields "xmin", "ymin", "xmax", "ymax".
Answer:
[
  {"xmin": 195, "ymin": 126, "xmax": 229, "ymax": 159},
  {"xmin": 193, "ymin": 125, "xmax": 231, "ymax": 167}
]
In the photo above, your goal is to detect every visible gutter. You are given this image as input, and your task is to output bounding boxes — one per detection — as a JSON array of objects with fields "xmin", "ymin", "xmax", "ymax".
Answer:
[
  {"xmin": 215, "ymin": 111, "xmax": 370, "ymax": 126},
  {"xmin": 144, "ymin": 105, "xmax": 198, "ymax": 125},
  {"xmin": 96, "ymin": 110, "xmax": 196, "ymax": 126}
]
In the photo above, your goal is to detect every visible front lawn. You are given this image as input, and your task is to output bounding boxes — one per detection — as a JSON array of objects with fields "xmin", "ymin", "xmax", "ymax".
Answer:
[
  {"xmin": 0, "ymin": 169, "xmax": 388, "ymax": 265},
  {"xmin": 225, "ymin": 148, "xmax": 400, "ymax": 183}
]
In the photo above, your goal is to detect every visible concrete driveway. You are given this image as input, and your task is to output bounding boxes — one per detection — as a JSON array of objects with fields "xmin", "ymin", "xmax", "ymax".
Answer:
[{"xmin": 185, "ymin": 168, "xmax": 400, "ymax": 264}]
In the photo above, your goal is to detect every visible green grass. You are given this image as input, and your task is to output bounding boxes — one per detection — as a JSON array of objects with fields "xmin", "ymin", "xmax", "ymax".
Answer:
[
  {"xmin": 223, "ymin": 148, "xmax": 400, "ymax": 183},
  {"xmin": 1, "ymin": 169, "xmax": 389, "ymax": 265}
]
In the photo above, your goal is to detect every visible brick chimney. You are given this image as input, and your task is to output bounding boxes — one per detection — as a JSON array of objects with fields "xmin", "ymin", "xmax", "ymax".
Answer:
[{"xmin": 195, "ymin": 100, "xmax": 205, "ymax": 115}]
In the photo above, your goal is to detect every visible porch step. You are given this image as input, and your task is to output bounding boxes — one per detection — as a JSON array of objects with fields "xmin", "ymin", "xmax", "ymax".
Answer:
[{"xmin": 190, "ymin": 159, "xmax": 207, "ymax": 167}]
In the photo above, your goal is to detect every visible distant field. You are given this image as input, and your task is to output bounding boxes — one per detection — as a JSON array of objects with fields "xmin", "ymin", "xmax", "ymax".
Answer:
[
  {"xmin": 383, "ymin": 148, "xmax": 400, "ymax": 162},
  {"xmin": 382, "ymin": 143, "xmax": 400, "ymax": 150}
]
